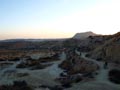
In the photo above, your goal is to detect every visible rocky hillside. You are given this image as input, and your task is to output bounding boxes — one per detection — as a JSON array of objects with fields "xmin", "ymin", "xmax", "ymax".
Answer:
[
  {"xmin": 63, "ymin": 35, "xmax": 108, "ymax": 52},
  {"xmin": 73, "ymin": 31, "xmax": 97, "ymax": 39},
  {"xmin": 63, "ymin": 31, "xmax": 120, "ymax": 64},
  {"xmin": 88, "ymin": 32, "xmax": 120, "ymax": 64},
  {"xmin": 59, "ymin": 48, "xmax": 99, "ymax": 75}
]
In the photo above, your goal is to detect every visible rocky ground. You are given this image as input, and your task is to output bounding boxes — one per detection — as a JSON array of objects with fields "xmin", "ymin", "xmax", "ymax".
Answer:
[
  {"xmin": 0, "ymin": 48, "xmax": 120, "ymax": 90},
  {"xmin": 0, "ymin": 51, "xmax": 66, "ymax": 89},
  {"xmin": 0, "ymin": 32, "xmax": 120, "ymax": 90}
]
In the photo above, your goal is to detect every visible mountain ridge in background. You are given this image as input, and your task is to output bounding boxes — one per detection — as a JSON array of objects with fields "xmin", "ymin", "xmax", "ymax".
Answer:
[{"xmin": 73, "ymin": 31, "xmax": 97, "ymax": 39}]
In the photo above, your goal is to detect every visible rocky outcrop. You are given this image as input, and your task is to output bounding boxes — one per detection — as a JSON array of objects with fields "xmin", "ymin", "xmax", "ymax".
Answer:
[
  {"xmin": 88, "ymin": 32, "xmax": 120, "ymax": 64},
  {"xmin": 59, "ymin": 48, "xmax": 99, "ymax": 75},
  {"xmin": 73, "ymin": 31, "xmax": 97, "ymax": 39},
  {"xmin": 68, "ymin": 58, "xmax": 99, "ymax": 74},
  {"xmin": 63, "ymin": 34, "xmax": 107, "ymax": 52},
  {"xmin": 58, "ymin": 49, "xmax": 99, "ymax": 87}
]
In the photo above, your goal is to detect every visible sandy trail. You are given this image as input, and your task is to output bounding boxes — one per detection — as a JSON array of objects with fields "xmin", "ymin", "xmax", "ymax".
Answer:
[{"xmin": 67, "ymin": 50, "xmax": 120, "ymax": 90}]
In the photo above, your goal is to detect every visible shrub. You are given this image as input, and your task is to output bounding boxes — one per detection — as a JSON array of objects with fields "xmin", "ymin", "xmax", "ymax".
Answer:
[
  {"xmin": 0, "ymin": 81, "xmax": 33, "ymax": 90},
  {"xmin": 109, "ymin": 69, "xmax": 120, "ymax": 84}
]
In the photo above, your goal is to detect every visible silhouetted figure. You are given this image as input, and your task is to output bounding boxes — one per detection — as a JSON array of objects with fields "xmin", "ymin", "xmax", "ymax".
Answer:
[
  {"xmin": 79, "ymin": 52, "xmax": 81, "ymax": 56},
  {"xmin": 104, "ymin": 61, "xmax": 108, "ymax": 69}
]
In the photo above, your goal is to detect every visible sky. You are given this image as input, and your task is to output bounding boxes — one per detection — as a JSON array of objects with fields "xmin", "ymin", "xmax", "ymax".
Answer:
[{"xmin": 0, "ymin": 0, "xmax": 120, "ymax": 39}]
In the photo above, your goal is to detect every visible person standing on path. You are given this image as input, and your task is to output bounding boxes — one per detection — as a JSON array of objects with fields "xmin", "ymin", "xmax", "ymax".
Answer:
[{"xmin": 104, "ymin": 61, "xmax": 108, "ymax": 69}]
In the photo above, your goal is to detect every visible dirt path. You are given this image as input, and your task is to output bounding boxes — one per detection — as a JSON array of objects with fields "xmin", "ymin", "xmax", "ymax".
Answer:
[
  {"xmin": 43, "ymin": 51, "xmax": 66, "ymax": 77},
  {"xmin": 75, "ymin": 51, "xmax": 109, "ymax": 82},
  {"xmin": 65, "ymin": 50, "xmax": 120, "ymax": 90},
  {"xmin": 80, "ymin": 52, "xmax": 112, "ymax": 83}
]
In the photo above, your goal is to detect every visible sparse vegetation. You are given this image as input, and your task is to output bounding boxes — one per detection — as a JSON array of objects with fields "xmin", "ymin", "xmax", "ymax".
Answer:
[
  {"xmin": 0, "ymin": 81, "xmax": 33, "ymax": 90},
  {"xmin": 109, "ymin": 69, "xmax": 120, "ymax": 84}
]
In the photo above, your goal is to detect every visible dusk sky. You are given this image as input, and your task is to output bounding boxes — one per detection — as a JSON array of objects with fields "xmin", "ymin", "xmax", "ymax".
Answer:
[{"xmin": 0, "ymin": 0, "xmax": 120, "ymax": 39}]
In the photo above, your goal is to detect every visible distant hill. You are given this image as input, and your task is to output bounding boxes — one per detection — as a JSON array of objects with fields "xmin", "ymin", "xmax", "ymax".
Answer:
[
  {"xmin": 0, "ymin": 38, "xmax": 66, "ymax": 50},
  {"xmin": 73, "ymin": 31, "xmax": 97, "ymax": 39},
  {"xmin": 0, "ymin": 38, "xmax": 67, "ymax": 42}
]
